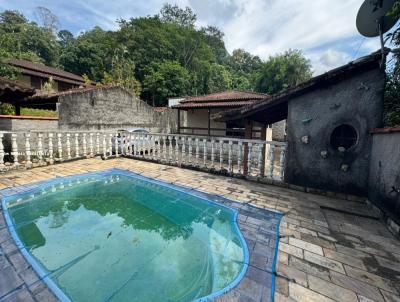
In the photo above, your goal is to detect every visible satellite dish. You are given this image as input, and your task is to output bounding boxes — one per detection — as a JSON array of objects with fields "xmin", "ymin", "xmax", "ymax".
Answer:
[{"xmin": 356, "ymin": 0, "xmax": 398, "ymax": 37}]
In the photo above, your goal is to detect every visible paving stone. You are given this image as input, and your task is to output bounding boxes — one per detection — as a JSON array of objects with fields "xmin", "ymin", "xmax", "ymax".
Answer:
[
  {"xmin": 1, "ymin": 287, "xmax": 35, "ymax": 302},
  {"xmin": 358, "ymin": 294, "xmax": 377, "ymax": 302},
  {"xmin": 34, "ymin": 288, "xmax": 59, "ymax": 302},
  {"xmin": 330, "ymin": 271, "xmax": 385, "ymax": 302},
  {"xmin": 274, "ymin": 292, "xmax": 296, "ymax": 302},
  {"xmin": 308, "ymin": 275, "xmax": 358, "ymax": 302},
  {"xmin": 289, "ymin": 282, "xmax": 335, "ymax": 302},
  {"xmin": 277, "ymin": 263, "xmax": 308, "ymax": 287},
  {"xmin": 323, "ymin": 248, "xmax": 367, "ymax": 270},
  {"xmin": 279, "ymin": 242, "xmax": 303, "ymax": 259},
  {"xmin": 289, "ymin": 256, "xmax": 331, "ymax": 281},
  {"xmin": 275, "ymin": 276, "xmax": 289, "ymax": 296},
  {"xmin": 381, "ymin": 290, "xmax": 400, "ymax": 302},
  {"xmin": 288, "ymin": 237, "xmax": 323, "ymax": 255},
  {"xmin": 0, "ymin": 266, "xmax": 24, "ymax": 297},
  {"xmin": 235, "ymin": 277, "xmax": 263, "ymax": 301},
  {"xmin": 9, "ymin": 253, "xmax": 30, "ymax": 273},
  {"xmin": 304, "ymin": 251, "xmax": 345, "ymax": 274},
  {"xmin": 375, "ymin": 255, "xmax": 400, "ymax": 273},
  {"xmin": 301, "ymin": 233, "xmax": 336, "ymax": 249}
]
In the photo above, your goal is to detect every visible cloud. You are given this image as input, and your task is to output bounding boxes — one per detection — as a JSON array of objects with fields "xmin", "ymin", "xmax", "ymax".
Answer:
[{"xmin": 0, "ymin": 0, "xmax": 387, "ymax": 74}]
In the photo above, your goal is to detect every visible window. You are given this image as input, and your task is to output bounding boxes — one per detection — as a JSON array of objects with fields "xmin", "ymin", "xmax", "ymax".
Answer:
[{"xmin": 330, "ymin": 124, "xmax": 358, "ymax": 150}]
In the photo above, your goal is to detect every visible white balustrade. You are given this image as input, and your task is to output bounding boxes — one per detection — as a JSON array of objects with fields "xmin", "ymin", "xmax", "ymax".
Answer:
[
  {"xmin": 219, "ymin": 140, "xmax": 223, "ymax": 170},
  {"xmin": 203, "ymin": 139, "xmax": 207, "ymax": 167},
  {"xmin": 0, "ymin": 131, "xmax": 286, "ymax": 182},
  {"xmin": 247, "ymin": 142, "xmax": 253, "ymax": 176},
  {"xmin": 75, "ymin": 133, "xmax": 80, "ymax": 158},
  {"xmin": 48, "ymin": 133, "xmax": 54, "ymax": 164},
  {"xmin": 195, "ymin": 138, "xmax": 200, "ymax": 166},
  {"xmin": 0, "ymin": 133, "xmax": 4, "ymax": 168},
  {"xmin": 25, "ymin": 133, "xmax": 32, "ymax": 167},
  {"xmin": 89, "ymin": 133, "xmax": 94, "ymax": 157},
  {"xmin": 211, "ymin": 139, "xmax": 215, "ymax": 168},
  {"xmin": 268, "ymin": 144, "xmax": 275, "ymax": 178},
  {"xmin": 57, "ymin": 133, "xmax": 63, "ymax": 161},
  {"xmin": 228, "ymin": 140, "xmax": 233, "ymax": 173},
  {"xmin": 66, "ymin": 133, "xmax": 71, "ymax": 160}
]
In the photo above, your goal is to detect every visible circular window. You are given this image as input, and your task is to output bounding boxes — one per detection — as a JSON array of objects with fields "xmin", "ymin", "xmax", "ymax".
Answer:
[{"xmin": 330, "ymin": 124, "xmax": 358, "ymax": 150}]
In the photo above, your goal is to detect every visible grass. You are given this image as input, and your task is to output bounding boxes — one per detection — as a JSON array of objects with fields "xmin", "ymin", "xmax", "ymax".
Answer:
[{"xmin": 21, "ymin": 108, "xmax": 58, "ymax": 118}]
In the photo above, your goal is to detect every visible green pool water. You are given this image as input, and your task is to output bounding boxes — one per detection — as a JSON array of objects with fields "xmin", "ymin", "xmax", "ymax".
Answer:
[{"xmin": 6, "ymin": 174, "xmax": 247, "ymax": 302}]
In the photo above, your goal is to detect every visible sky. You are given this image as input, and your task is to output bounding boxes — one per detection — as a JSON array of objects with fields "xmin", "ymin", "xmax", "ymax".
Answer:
[{"xmin": 0, "ymin": 0, "xmax": 386, "ymax": 75}]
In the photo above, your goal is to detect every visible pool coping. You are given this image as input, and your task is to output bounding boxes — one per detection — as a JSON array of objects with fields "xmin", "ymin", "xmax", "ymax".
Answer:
[{"xmin": 1, "ymin": 168, "xmax": 283, "ymax": 302}]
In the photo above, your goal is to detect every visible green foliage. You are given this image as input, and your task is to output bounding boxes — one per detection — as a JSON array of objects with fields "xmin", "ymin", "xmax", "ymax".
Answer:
[
  {"xmin": 0, "ymin": 103, "xmax": 15, "ymax": 115},
  {"xmin": 255, "ymin": 49, "xmax": 312, "ymax": 94},
  {"xmin": 159, "ymin": 4, "xmax": 196, "ymax": 28},
  {"xmin": 384, "ymin": 73, "xmax": 400, "ymax": 126},
  {"xmin": 143, "ymin": 60, "xmax": 190, "ymax": 106},
  {"xmin": 42, "ymin": 76, "xmax": 56, "ymax": 93},
  {"xmin": 0, "ymin": 6, "xmax": 315, "ymax": 107}
]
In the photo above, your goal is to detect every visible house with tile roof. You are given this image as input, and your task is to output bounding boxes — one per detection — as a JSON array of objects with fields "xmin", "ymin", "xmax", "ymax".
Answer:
[
  {"xmin": 6, "ymin": 59, "xmax": 93, "ymax": 92},
  {"xmin": 172, "ymin": 90, "xmax": 285, "ymax": 139}
]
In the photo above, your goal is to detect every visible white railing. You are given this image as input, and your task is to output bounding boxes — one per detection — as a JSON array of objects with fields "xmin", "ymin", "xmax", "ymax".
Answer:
[{"xmin": 0, "ymin": 130, "xmax": 287, "ymax": 181}]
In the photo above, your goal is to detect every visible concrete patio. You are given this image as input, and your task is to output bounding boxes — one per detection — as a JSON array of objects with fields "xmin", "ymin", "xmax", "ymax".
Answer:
[{"xmin": 0, "ymin": 157, "xmax": 399, "ymax": 302}]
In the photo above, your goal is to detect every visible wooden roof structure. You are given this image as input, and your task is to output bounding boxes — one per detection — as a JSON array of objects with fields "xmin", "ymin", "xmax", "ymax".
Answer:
[{"xmin": 0, "ymin": 77, "xmax": 35, "ymax": 103}]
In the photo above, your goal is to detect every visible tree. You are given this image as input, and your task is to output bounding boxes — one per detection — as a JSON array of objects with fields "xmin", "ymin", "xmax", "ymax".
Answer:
[
  {"xmin": 58, "ymin": 29, "xmax": 74, "ymax": 48},
  {"xmin": 34, "ymin": 7, "xmax": 59, "ymax": 34},
  {"xmin": 100, "ymin": 46, "xmax": 142, "ymax": 97},
  {"xmin": 143, "ymin": 61, "xmax": 190, "ymax": 106},
  {"xmin": 207, "ymin": 63, "xmax": 232, "ymax": 93},
  {"xmin": 160, "ymin": 4, "xmax": 196, "ymax": 28},
  {"xmin": 255, "ymin": 49, "xmax": 312, "ymax": 94}
]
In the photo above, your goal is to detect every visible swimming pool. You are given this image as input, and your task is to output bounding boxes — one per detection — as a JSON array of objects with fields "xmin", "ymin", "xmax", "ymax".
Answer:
[{"xmin": 2, "ymin": 169, "xmax": 249, "ymax": 302}]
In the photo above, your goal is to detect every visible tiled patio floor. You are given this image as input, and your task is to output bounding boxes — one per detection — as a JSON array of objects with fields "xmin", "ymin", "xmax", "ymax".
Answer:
[{"xmin": 0, "ymin": 157, "xmax": 399, "ymax": 302}]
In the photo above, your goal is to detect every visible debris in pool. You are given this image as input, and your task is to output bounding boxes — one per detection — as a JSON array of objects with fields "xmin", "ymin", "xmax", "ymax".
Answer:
[
  {"xmin": 132, "ymin": 237, "xmax": 140, "ymax": 245},
  {"xmin": 107, "ymin": 231, "xmax": 112, "ymax": 238}
]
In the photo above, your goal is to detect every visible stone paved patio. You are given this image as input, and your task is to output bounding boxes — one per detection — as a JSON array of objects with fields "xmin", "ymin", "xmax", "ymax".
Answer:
[{"xmin": 0, "ymin": 157, "xmax": 399, "ymax": 302}]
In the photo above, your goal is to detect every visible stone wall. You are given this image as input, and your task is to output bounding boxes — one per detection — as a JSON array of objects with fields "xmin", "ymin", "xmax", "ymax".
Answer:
[
  {"xmin": 58, "ymin": 86, "xmax": 177, "ymax": 133},
  {"xmin": 285, "ymin": 68, "xmax": 385, "ymax": 195},
  {"xmin": 272, "ymin": 120, "xmax": 286, "ymax": 141},
  {"xmin": 368, "ymin": 129, "xmax": 400, "ymax": 224}
]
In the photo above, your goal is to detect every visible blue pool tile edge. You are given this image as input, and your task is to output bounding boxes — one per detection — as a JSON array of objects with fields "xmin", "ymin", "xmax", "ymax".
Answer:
[{"xmin": 1, "ymin": 168, "xmax": 284, "ymax": 302}]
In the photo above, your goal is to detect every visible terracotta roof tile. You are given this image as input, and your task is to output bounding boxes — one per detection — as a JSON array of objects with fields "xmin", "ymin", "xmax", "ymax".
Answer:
[
  {"xmin": 7, "ymin": 59, "xmax": 87, "ymax": 83},
  {"xmin": 180, "ymin": 90, "xmax": 268, "ymax": 103}
]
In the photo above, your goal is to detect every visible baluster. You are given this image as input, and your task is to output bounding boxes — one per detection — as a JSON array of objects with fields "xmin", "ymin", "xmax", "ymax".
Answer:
[
  {"xmin": 163, "ymin": 136, "xmax": 168, "ymax": 161},
  {"xmin": 203, "ymin": 139, "xmax": 207, "ymax": 167},
  {"xmin": 211, "ymin": 139, "xmax": 215, "ymax": 168},
  {"xmin": 195, "ymin": 138, "xmax": 200, "ymax": 166},
  {"xmin": 0, "ymin": 132, "xmax": 4, "ymax": 169},
  {"xmin": 48, "ymin": 133, "xmax": 54, "ymax": 164},
  {"xmin": 102, "ymin": 133, "xmax": 107, "ymax": 159},
  {"xmin": 174, "ymin": 136, "xmax": 179, "ymax": 164},
  {"xmin": 96, "ymin": 133, "xmax": 100, "ymax": 155},
  {"xmin": 127, "ymin": 133, "xmax": 132, "ymax": 156},
  {"xmin": 57, "ymin": 133, "xmax": 63, "ymax": 161},
  {"xmin": 66, "ymin": 133, "xmax": 71, "ymax": 159},
  {"xmin": 89, "ymin": 133, "xmax": 94, "ymax": 157},
  {"xmin": 156, "ymin": 135, "xmax": 161, "ymax": 160},
  {"xmin": 181, "ymin": 137, "xmax": 186, "ymax": 164},
  {"xmin": 75, "ymin": 133, "xmax": 80, "ymax": 158},
  {"xmin": 109, "ymin": 133, "xmax": 113, "ymax": 157},
  {"xmin": 125, "ymin": 133, "xmax": 130, "ymax": 156},
  {"xmin": 268, "ymin": 144, "xmax": 275, "ymax": 178},
  {"xmin": 11, "ymin": 133, "xmax": 19, "ymax": 168},
  {"xmin": 228, "ymin": 140, "xmax": 233, "ymax": 173},
  {"xmin": 37, "ymin": 133, "xmax": 44, "ymax": 164},
  {"xmin": 188, "ymin": 137, "xmax": 192, "ymax": 164},
  {"xmin": 279, "ymin": 146, "xmax": 286, "ymax": 180},
  {"xmin": 258, "ymin": 143, "xmax": 265, "ymax": 177},
  {"xmin": 114, "ymin": 132, "xmax": 119, "ymax": 158},
  {"xmin": 82, "ymin": 133, "xmax": 87, "ymax": 157},
  {"xmin": 25, "ymin": 133, "xmax": 32, "ymax": 167},
  {"xmin": 168, "ymin": 135, "xmax": 173, "ymax": 162},
  {"xmin": 219, "ymin": 140, "xmax": 223, "ymax": 170},
  {"xmin": 136, "ymin": 135, "xmax": 141, "ymax": 157},
  {"xmin": 238, "ymin": 141, "xmax": 243, "ymax": 174},
  {"xmin": 247, "ymin": 142, "xmax": 253, "ymax": 176}
]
